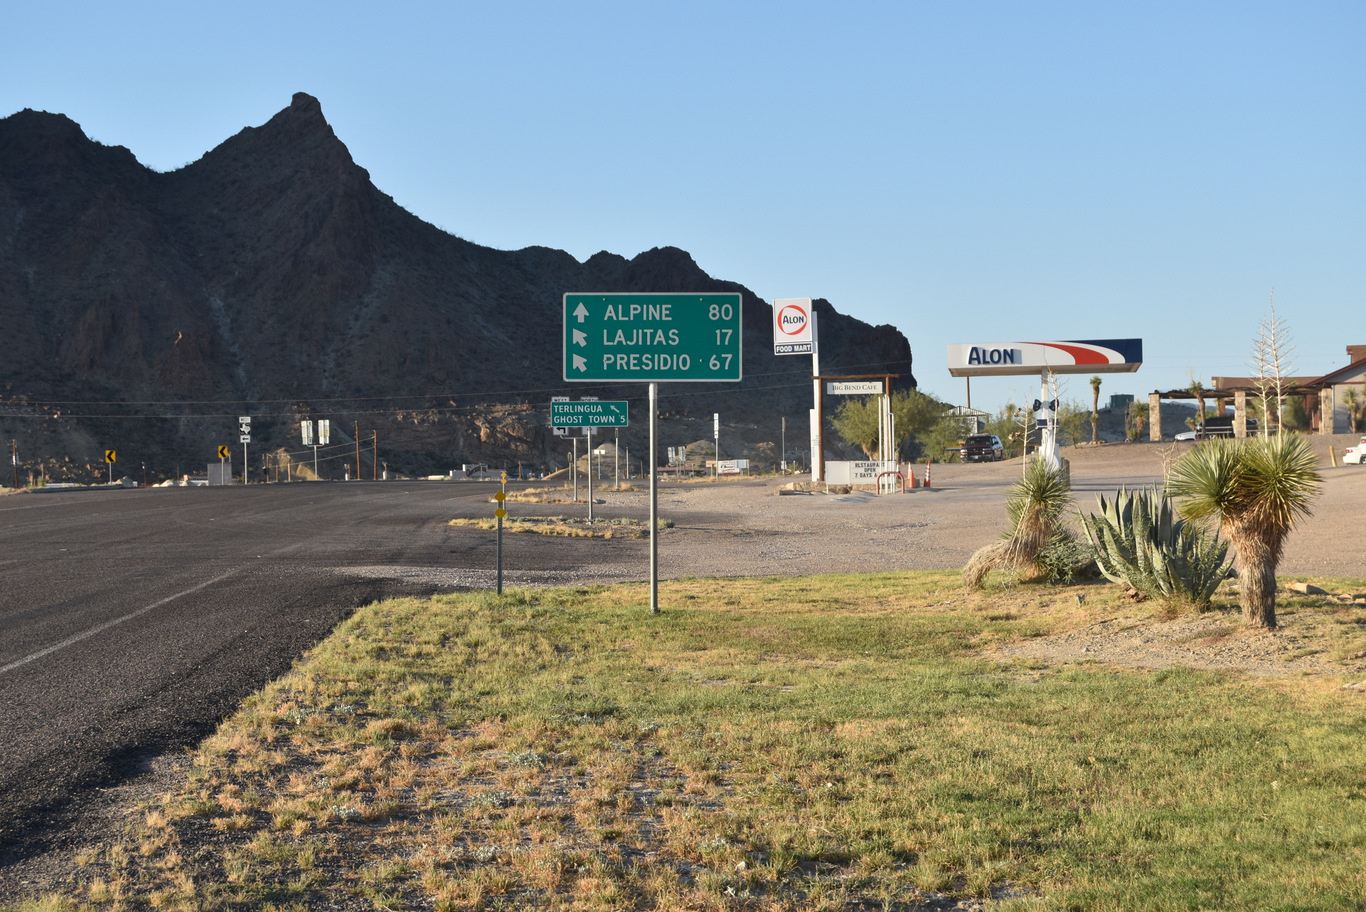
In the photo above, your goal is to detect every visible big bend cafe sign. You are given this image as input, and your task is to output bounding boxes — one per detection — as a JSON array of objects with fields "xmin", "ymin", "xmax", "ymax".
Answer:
[{"xmin": 947, "ymin": 339, "xmax": 1143, "ymax": 377}]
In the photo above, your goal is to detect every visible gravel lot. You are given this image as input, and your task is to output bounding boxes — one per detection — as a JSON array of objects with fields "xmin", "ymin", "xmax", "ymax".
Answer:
[{"xmin": 569, "ymin": 437, "xmax": 1366, "ymax": 582}]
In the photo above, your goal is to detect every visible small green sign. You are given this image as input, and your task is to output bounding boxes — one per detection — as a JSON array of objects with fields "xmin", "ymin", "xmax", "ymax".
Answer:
[
  {"xmin": 551, "ymin": 400, "xmax": 630, "ymax": 427},
  {"xmin": 564, "ymin": 293, "xmax": 742, "ymax": 382}
]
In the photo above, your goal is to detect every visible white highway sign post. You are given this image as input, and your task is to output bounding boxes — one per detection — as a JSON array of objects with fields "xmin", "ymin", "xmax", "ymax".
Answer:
[
  {"xmin": 772, "ymin": 296, "xmax": 823, "ymax": 481},
  {"xmin": 563, "ymin": 292, "xmax": 743, "ymax": 613}
]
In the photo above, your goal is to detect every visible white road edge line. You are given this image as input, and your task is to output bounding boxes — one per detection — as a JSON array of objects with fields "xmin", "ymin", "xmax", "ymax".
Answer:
[{"xmin": 0, "ymin": 571, "xmax": 237, "ymax": 676}]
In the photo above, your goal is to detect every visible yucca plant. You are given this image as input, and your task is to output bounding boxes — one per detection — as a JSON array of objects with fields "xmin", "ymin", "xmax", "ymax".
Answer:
[
  {"xmin": 1166, "ymin": 434, "xmax": 1321, "ymax": 628},
  {"xmin": 964, "ymin": 457, "xmax": 1072, "ymax": 589},
  {"xmin": 1080, "ymin": 487, "xmax": 1231, "ymax": 608}
]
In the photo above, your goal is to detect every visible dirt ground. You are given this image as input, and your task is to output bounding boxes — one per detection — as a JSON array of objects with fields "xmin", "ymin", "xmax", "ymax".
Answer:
[{"xmin": 612, "ymin": 435, "xmax": 1366, "ymax": 581}]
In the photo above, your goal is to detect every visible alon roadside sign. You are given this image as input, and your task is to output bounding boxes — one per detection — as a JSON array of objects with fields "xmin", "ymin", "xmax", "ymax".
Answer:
[
  {"xmin": 773, "ymin": 297, "xmax": 813, "ymax": 355},
  {"xmin": 946, "ymin": 339, "xmax": 1143, "ymax": 377},
  {"xmin": 551, "ymin": 400, "xmax": 630, "ymax": 428},
  {"xmin": 564, "ymin": 293, "xmax": 742, "ymax": 382}
]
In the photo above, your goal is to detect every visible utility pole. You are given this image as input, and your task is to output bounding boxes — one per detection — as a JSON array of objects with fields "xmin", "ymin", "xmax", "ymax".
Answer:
[
  {"xmin": 372, "ymin": 431, "xmax": 378, "ymax": 480},
  {"xmin": 354, "ymin": 423, "xmax": 361, "ymax": 481},
  {"xmin": 11, "ymin": 440, "xmax": 17, "ymax": 491}
]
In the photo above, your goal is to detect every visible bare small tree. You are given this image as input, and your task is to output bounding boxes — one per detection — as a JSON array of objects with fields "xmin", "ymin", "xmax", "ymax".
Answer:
[{"xmin": 1250, "ymin": 292, "xmax": 1295, "ymax": 438}]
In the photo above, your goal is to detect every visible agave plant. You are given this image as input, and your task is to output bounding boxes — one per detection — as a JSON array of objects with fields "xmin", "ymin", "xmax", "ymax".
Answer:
[
  {"xmin": 964, "ymin": 458, "xmax": 1072, "ymax": 589},
  {"xmin": 1166, "ymin": 434, "xmax": 1320, "ymax": 628},
  {"xmin": 1080, "ymin": 487, "xmax": 1231, "ymax": 607}
]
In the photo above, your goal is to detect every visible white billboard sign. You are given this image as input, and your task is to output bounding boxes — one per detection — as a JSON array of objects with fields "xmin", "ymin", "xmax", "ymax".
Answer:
[
  {"xmin": 946, "ymin": 339, "xmax": 1143, "ymax": 377},
  {"xmin": 825, "ymin": 461, "xmax": 896, "ymax": 484},
  {"xmin": 773, "ymin": 297, "xmax": 813, "ymax": 355}
]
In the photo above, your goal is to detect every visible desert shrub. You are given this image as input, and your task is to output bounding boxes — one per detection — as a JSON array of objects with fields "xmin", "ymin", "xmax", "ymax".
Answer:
[
  {"xmin": 1079, "ymin": 486, "xmax": 1231, "ymax": 608},
  {"xmin": 1034, "ymin": 527, "xmax": 1100, "ymax": 585},
  {"xmin": 964, "ymin": 458, "xmax": 1071, "ymax": 589}
]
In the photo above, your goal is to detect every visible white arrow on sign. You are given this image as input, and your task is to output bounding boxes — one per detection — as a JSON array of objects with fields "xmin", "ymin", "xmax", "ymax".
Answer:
[
  {"xmin": 573, "ymin": 354, "xmax": 588, "ymax": 372},
  {"xmin": 573, "ymin": 328, "xmax": 587, "ymax": 346},
  {"xmin": 574, "ymin": 303, "xmax": 590, "ymax": 322}
]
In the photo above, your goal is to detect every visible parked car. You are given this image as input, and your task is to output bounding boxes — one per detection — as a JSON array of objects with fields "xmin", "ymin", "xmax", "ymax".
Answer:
[
  {"xmin": 1196, "ymin": 416, "xmax": 1258, "ymax": 439},
  {"xmin": 960, "ymin": 434, "xmax": 1004, "ymax": 462},
  {"xmin": 1344, "ymin": 437, "xmax": 1366, "ymax": 465},
  {"xmin": 1175, "ymin": 429, "xmax": 1198, "ymax": 442}
]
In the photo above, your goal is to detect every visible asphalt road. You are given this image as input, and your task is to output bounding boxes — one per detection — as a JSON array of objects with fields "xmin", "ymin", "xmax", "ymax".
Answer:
[{"xmin": 0, "ymin": 481, "xmax": 566, "ymax": 869}]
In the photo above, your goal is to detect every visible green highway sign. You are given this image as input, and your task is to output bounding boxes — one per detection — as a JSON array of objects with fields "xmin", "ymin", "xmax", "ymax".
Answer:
[
  {"xmin": 551, "ymin": 399, "xmax": 630, "ymax": 427},
  {"xmin": 564, "ymin": 293, "xmax": 742, "ymax": 382}
]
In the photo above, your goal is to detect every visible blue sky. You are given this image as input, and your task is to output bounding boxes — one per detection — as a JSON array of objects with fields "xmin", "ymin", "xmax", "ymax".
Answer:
[{"xmin": 3, "ymin": 1, "xmax": 1362, "ymax": 413}]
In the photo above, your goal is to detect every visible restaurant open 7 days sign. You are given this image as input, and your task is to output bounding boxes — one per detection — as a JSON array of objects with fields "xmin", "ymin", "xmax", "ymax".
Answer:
[{"xmin": 564, "ymin": 293, "xmax": 742, "ymax": 382}]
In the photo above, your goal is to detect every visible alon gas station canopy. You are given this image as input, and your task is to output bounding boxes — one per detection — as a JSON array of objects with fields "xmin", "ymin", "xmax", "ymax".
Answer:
[{"xmin": 947, "ymin": 339, "xmax": 1143, "ymax": 377}]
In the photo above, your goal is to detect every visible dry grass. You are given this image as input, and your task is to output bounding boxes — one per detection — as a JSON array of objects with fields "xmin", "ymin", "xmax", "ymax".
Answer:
[
  {"xmin": 19, "ymin": 572, "xmax": 1366, "ymax": 911},
  {"xmin": 448, "ymin": 516, "xmax": 665, "ymax": 539}
]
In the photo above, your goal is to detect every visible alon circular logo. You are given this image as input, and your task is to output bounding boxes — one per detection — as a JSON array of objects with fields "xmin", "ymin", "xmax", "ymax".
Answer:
[{"xmin": 777, "ymin": 304, "xmax": 810, "ymax": 336}]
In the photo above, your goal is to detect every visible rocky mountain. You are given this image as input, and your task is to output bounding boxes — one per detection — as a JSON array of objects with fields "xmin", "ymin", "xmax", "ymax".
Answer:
[{"xmin": 0, "ymin": 93, "xmax": 916, "ymax": 482}]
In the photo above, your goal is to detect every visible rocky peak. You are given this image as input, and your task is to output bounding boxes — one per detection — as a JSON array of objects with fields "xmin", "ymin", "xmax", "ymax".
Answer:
[
  {"xmin": 0, "ymin": 107, "xmax": 144, "ymax": 189},
  {"xmin": 0, "ymin": 94, "xmax": 917, "ymax": 480}
]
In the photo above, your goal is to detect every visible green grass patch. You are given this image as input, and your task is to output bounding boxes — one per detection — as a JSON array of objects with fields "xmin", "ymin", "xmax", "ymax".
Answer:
[{"xmin": 29, "ymin": 572, "xmax": 1366, "ymax": 911}]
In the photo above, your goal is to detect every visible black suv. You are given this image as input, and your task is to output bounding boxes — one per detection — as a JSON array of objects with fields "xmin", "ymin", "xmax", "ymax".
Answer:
[
  {"xmin": 1197, "ymin": 417, "xmax": 1259, "ymax": 439},
  {"xmin": 960, "ymin": 434, "xmax": 1004, "ymax": 462}
]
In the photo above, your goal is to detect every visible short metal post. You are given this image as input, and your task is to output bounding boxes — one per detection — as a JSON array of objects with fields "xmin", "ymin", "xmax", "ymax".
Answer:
[
  {"xmin": 649, "ymin": 382, "xmax": 659, "ymax": 613},
  {"xmin": 497, "ymin": 478, "xmax": 504, "ymax": 596}
]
